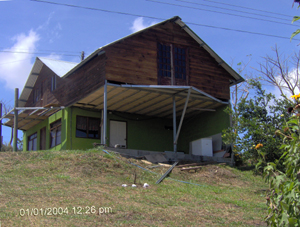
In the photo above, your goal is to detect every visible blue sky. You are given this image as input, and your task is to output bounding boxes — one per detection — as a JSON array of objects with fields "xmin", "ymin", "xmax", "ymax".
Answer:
[{"xmin": 0, "ymin": 0, "xmax": 300, "ymax": 144}]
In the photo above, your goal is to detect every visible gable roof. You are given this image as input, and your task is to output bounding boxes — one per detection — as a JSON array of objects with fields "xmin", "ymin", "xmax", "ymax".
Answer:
[
  {"xmin": 38, "ymin": 57, "xmax": 78, "ymax": 77},
  {"xmin": 19, "ymin": 16, "xmax": 244, "ymax": 107},
  {"xmin": 64, "ymin": 16, "xmax": 244, "ymax": 85},
  {"xmin": 19, "ymin": 57, "xmax": 78, "ymax": 107}
]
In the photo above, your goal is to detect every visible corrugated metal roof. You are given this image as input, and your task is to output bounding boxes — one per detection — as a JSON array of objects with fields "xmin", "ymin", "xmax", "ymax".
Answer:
[
  {"xmin": 73, "ymin": 84, "xmax": 228, "ymax": 119},
  {"xmin": 38, "ymin": 57, "xmax": 78, "ymax": 77},
  {"xmin": 19, "ymin": 57, "xmax": 78, "ymax": 107}
]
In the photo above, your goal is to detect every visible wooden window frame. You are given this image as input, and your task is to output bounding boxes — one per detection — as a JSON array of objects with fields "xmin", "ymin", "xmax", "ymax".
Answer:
[
  {"xmin": 50, "ymin": 119, "xmax": 62, "ymax": 148},
  {"xmin": 28, "ymin": 132, "xmax": 37, "ymax": 151},
  {"xmin": 157, "ymin": 43, "xmax": 188, "ymax": 84},
  {"xmin": 76, "ymin": 116, "xmax": 101, "ymax": 139},
  {"xmin": 51, "ymin": 75, "xmax": 56, "ymax": 92},
  {"xmin": 33, "ymin": 86, "xmax": 42, "ymax": 104}
]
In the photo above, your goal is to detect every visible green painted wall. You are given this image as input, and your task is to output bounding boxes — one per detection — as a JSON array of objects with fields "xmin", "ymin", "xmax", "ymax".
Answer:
[
  {"xmin": 23, "ymin": 109, "xmax": 68, "ymax": 151},
  {"xmin": 177, "ymin": 105, "xmax": 230, "ymax": 153},
  {"xmin": 23, "ymin": 107, "xmax": 102, "ymax": 151},
  {"xmin": 70, "ymin": 107, "xmax": 102, "ymax": 150},
  {"xmin": 107, "ymin": 112, "xmax": 174, "ymax": 152},
  {"xmin": 23, "ymin": 105, "xmax": 230, "ymax": 153}
]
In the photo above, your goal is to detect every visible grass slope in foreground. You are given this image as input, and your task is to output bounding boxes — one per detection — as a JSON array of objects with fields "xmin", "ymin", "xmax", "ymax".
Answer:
[{"xmin": 0, "ymin": 149, "xmax": 267, "ymax": 226}]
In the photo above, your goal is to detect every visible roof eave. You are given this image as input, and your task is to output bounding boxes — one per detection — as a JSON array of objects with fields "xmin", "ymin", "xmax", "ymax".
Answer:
[{"xmin": 174, "ymin": 18, "xmax": 244, "ymax": 84}]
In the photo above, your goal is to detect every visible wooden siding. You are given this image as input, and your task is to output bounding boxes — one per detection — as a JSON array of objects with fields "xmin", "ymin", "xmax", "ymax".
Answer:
[
  {"xmin": 104, "ymin": 21, "xmax": 233, "ymax": 100},
  {"xmin": 25, "ymin": 54, "xmax": 106, "ymax": 108},
  {"xmin": 59, "ymin": 54, "xmax": 106, "ymax": 107},
  {"xmin": 25, "ymin": 65, "xmax": 61, "ymax": 107},
  {"xmin": 24, "ymin": 19, "xmax": 235, "ymax": 108}
]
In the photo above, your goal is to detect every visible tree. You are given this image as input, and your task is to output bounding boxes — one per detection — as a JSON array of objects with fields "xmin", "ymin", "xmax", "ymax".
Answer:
[
  {"xmin": 0, "ymin": 100, "xmax": 14, "ymax": 151},
  {"xmin": 223, "ymin": 81, "xmax": 293, "ymax": 168},
  {"xmin": 257, "ymin": 97, "xmax": 300, "ymax": 226},
  {"xmin": 292, "ymin": 0, "xmax": 300, "ymax": 39},
  {"xmin": 254, "ymin": 45, "xmax": 300, "ymax": 100}
]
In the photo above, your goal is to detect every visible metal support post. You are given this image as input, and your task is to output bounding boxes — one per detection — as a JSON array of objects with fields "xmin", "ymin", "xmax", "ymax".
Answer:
[
  {"xmin": 174, "ymin": 88, "xmax": 191, "ymax": 146},
  {"xmin": 173, "ymin": 96, "xmax": 177, "ymax": 152},
  {"xmin": 0, "ymin": 102, "xmax": 2, "ymax": 151},
  {"xmin": 13, "ymin": 88, "xmax": 19, "ymax": 152},
  {"xmin": 103, "ymin": 81, "xmax": 108, "ymax": 146}
]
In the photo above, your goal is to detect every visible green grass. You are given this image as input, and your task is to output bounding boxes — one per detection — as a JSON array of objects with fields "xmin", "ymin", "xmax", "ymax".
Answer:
[{"xmin": 0, "ymin": 149, "xmax": 268, "ymax": 226}]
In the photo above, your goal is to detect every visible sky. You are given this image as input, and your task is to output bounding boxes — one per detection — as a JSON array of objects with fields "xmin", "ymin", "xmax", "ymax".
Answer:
[{"xmin": 0, "ymin": 0, "xmax": 300, "ymax": 144}]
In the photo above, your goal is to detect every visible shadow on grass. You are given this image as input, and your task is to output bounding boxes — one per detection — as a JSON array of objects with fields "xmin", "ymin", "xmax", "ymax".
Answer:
[{"xmin": 235, "ymin": 165, "xmax": 256, "ymax": 171}]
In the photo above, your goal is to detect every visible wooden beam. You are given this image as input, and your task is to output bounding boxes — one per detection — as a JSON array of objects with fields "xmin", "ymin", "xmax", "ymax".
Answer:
[
  {"xmin": 156, "ymin": 161, "xmax": 178, "ymax": 184},
  {"xmin": 181, "ymin": 166, "xmax": 202, "ymax": 171},
  {"xmin": 176, "ymin": 161, "xmax": 217, "ymax": 168}
]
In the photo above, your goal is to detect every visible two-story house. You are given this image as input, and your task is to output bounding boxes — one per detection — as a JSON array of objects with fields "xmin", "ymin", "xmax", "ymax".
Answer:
[{"xmin": 2, "ymin": 16, "xmax": 243, "ymax": 155}]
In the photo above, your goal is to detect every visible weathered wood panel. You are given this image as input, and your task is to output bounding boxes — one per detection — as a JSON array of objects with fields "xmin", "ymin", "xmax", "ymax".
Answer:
[
  {"xmin": 25, "ymin": 65, "xmax": 61, "ymax": 107},
  {"xmin": 104, "ymin": 21, "xmax": 233, "ymax": 100},
  {"xmin": 58, "ymin": 54, "xmax": 106, "ymax": 107},
  {"xmin": 25, "ymin": 54, "xmax": 106, "ymax": 108}
]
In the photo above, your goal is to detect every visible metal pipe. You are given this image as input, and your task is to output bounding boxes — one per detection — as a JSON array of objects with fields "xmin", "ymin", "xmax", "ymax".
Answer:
[
  {"xmin": 173, "ymin": 96, "xmax": 177, "ymax": 152},
  {"xmin": 0, "ymin": 102, "xmax": 2, "ymax": 151},
  {"xmin": 103, "ymin": 80, "xmax": 108, "ymax": 146},
  {"xmin": 13, "ymin": 88, "xmax": 19, "ymax": 152},
  {"xmin": 174, "ymin": 88, "xmax": 191, "ymax": 145}
]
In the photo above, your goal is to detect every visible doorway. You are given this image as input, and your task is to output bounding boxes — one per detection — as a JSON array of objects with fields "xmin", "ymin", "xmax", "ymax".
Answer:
[
  {"xmin": 109, "ymin": 120, "xmax": 127, "ymax": 148},
  {"xmin": 40, "ymin": 127, "xmax": 46, "ymax": 150}
]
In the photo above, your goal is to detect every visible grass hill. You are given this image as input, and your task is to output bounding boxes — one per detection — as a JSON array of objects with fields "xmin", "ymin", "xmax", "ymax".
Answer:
[{"xmin": 0, "ymin": 148, "xmax": 267, "ymax": 226}]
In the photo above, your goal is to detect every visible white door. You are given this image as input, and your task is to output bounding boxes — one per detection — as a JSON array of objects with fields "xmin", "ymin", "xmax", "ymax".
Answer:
[{"xmin": 109, "ymin": 120, "xmax": 127, "ymax": 148}]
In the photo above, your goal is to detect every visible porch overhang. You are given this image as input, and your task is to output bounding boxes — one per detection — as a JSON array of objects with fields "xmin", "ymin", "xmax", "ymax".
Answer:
[
  {"xmin": 1, "ymin": 105, "xmax": 64, "ymax": 131},
  {"xmin": 72, "ymin": 83, "xmax": 229, "ymax": 119}
]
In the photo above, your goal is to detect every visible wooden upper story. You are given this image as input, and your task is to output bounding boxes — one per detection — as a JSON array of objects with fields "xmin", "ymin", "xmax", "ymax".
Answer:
[{"xmin": 20, "ymin": 16, "xmax": 243, "ymax": 108}]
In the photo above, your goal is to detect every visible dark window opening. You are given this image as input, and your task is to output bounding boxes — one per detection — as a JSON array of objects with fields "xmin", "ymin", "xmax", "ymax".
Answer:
[
  {"xmin": 50, "ymin": 119, "xmax": 62, "ymax": 148},
  {"xmin": 28, "ymin": 132, "xmax": 37, "ymax": 151},
  {"xmin": 158, "ymin": 43, "xmax": 171, "ymax": 78},
  {"xmin": 76, "ymin": 116, "xmax": 100, "ymax": 139},
  {"xmin": 157, "ymin": 43, "xmax": 187, "ymax": 80},
  {"xmin": 33, "ymin": 86, "xmax": 42, "ymax": 103},
  {"xmin": 174, "ymin": 47, "xmax": 186, "ymax": 80},
  {"xmin": 51, "ymin": 75, "xmax": 56, "ymax": 92}
]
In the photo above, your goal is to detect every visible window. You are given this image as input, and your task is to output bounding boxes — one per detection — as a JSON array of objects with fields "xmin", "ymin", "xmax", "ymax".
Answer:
[
  {"xmin": 158, "ymin": 43, "xmax": 171, "ymax": 78},
  {"xmin": 50, "ymin": 119, "xmax": 62, "ymax": 148},
  {"xmin": 174, "ymin": 47, "xmax": 186, "ymax": 80},
  {"xmin": 157, "ymin": 43, "xmax": 187, "ymax": 80},
  {"xmin": 51, "ymin": 75, "xmax": 56, "ymax": 92},
  {"xmin": 28, "ymin": 133, "xmax": 37, "ymax": 151},
  {"xmin": 33, "ymin": 87, "xmax": 42, "ymax": 103},
  {"xmin": 76, "ymin": 116, "xmax": 100, "ymax": 139}
]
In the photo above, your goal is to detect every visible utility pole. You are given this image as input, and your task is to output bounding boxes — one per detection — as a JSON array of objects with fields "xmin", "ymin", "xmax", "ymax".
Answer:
[
  {"xmin": 0, "ymin": 102, "xmax": 2, "ymax": 151},
  {"xmin": 13, "ymin": 88, "xmax": 18, "ymax": 152},
  {"xmin": 81, "ymin": 51, "xmax": 85, "ymax": 61}
]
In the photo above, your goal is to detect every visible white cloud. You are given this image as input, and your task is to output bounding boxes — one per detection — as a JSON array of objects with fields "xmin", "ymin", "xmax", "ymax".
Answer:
[
  {"xmin": 270, "ymin": 68, "xmax": 300, "ymax": 98},
  {"xmin": 37, "ymin": 12, "xmax": 62, "ymax": 44},
  {"xmin": 130, "ymin": 17, "xmax": 157, "ymax": 33},
  {"xmin": 0, "ymin": 30, "xmax": 40, "ymax": 90}
]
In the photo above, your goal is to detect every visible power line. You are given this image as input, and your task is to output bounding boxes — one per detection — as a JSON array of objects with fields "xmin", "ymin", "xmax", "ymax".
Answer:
[
  {"xmin": 0, "ymin": 50, "xmax": 80, "ymax": 56},
  {"xmin": 200, "ymin": 0, "xmax": 294, "ymax": 19},
  {"xmin": 147, "ymin": 0, "xmax": 298, "ymax": 27},
  {"xmin": 0, "ymin": 58, "xmax": 32, "ymax": 66},
  {"xmin": 30, "ymin": 0, "xmax": 300, "ymax": 41},
  {"xmin": 0, "ymin": 47, "xmax": 80, "ymax": 54},
  {"xmin": 176, "ymin": 0, "xmax": 294, "ymax": 23},
  {"xmin": 30, "ymin": 0, "xmax": 163, "ymax": 21}
]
